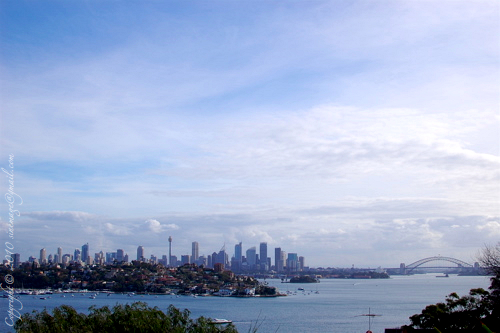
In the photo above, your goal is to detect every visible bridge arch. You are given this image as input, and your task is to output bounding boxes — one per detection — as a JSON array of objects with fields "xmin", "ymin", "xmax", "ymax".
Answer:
[{"xmin": 405, "ymin": 256, "xmax": 473, "ymax": 274}]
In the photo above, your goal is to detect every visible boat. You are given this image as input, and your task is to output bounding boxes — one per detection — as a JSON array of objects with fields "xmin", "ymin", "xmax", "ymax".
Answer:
[
  {"xmin": 436, "ymin": 274, "xmax": 449, "ymax": 278},
  {"xmin": 211, "ymin": 318, "xmax": 232, "ymax": 324}
]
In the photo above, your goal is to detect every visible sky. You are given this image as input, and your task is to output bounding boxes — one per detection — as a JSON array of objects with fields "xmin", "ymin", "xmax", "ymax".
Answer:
[{"xmin": 0, "ymin": 0, "xmax": 498, "ymax": 268}]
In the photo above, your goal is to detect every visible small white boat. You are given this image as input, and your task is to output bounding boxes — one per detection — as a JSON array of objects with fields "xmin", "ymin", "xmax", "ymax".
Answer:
[{"xmin": 211, "ymin": 318, "xmax": 232, "ymax": 324}]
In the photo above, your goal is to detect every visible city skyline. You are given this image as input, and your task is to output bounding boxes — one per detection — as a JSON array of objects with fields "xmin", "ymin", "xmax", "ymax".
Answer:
[
  {"xmin": 0, "ymin": 1, "xmax": 498, "ymax": 268},
  {"xmin": 17, "ymin": 239, "xmax": 309, "ymax": 273}
]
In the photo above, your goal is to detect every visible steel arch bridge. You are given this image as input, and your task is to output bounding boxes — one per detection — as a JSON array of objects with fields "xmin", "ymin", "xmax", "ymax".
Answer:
[{"xmin": 405, "ymin": 256, "xmax": 473, "ymax": 274}]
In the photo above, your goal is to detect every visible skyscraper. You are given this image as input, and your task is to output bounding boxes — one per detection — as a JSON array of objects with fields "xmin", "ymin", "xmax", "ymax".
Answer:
[
  {"xmin": 260, "ymin": 242, "xmax": 268, "ymax": 271},
  {"xmin": 287, "ymin": 253, "xmax": 299, "ymax": 272},
  {"xmin": 275, "ymin": 247, "xmax": 283, "ymax": 272},
  {"xmin": 232, "ymin": 242, "xmax": 243, "ymax": 272},
  {"xmin": 117, "ymin": 249, "xmax": 124, "ymax": 262},
  {"xmin": 62, "ymin": 254, "xmax": 71, "ymax": 265},
  {"xmin": 215, "ymin": 246, "xmax": 227, "ymax": 267},
  {"xmin": 170, "ymin": 255, "xmax": 178, "ymax": 267},
  {"xmin": 299, "ymin": 256, "xmax": 305, "ymax": 271},
  {"xmin": 246, "ymin": 247, "xmax": 256, "ymax": 268},
  {"xmin": 95, "ymin": 251, "xmax": 104, "ymax": 265},
  {"xmin": 137, "ymin": 246, "xmax": 144, "ymax": 261},
  {"xmin": 210, "ymin": 252, "xmax": 217, "ymax": 268},
  {"xmin": 40, "ymin": 248, "xmax": 46, "ymax": 264},
  {"xmin": 106, "ymin": 252, "xmax": 116, "ymax": 264},
  {"xmin": 82, "ymin": 243, "xmax": 89, "ymax": 264},
  {"xmin": 235, "ymin": 242, "xmax": 242, "ymax": 262},
  {"xmin": 181, "ymin": 255, "xmax": 190, "ymax": 265},
  {"xmin": 192, "ymin": 241, "xmax": 199, "ymax": 262},
  {"xmin": 74, "ymin": 249, "xmax": 81, "ymax": 262},
  {"xmin": 281, "ymin": 250, "xmax": 286, "ymax": 270},
  {"xmin": 13, "ymin": 253, "xmax": 20, "ymax": 268},
  {"xmin": 57, "ymin": 247, "xmax": 63, "ymax": 264}
]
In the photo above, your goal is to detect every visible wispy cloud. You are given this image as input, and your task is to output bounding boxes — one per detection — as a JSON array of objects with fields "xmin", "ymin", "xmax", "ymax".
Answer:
[{"xmin": 0, "ymin": 1, "xmax": 498, "ymax": 267}]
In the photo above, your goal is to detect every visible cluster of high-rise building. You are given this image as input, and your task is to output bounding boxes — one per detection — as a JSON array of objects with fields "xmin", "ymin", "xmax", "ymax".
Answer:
[
  {"xmin": 231, "ymin": 242, "xmax": 305, "ymax": 273},
  {"xmin": 11, "ymin": 237, "xmax": 306, "ymax": 273},
  {"xmin": 35, "ymin": 243, "xmax": 128, "ymax": 267}
]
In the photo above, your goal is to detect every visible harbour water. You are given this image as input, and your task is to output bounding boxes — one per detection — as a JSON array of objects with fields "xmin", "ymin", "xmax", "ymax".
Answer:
[{"xmin": 0, "ymin": 274, "xmax": 491, "ymax": 333}]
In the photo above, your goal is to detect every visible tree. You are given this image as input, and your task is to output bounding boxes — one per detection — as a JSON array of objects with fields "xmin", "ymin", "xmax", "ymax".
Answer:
[
  {"xmin": 408, "ymin": 244, "xmax": 500, "ymax": 332},
  {"xmin": 409, "ymin": 288, "xmax": 492, "ymax": 331},
  {"xmin": 478, "ymin": 242, "xmax": 500, "ymax": 330},
  {"xmin": 14, "ymin": 302, "xmax": 238, "ymax": 333},
  {"xmin": 478, "ymin": 242, "xmax": 500, "ymax": 276}
]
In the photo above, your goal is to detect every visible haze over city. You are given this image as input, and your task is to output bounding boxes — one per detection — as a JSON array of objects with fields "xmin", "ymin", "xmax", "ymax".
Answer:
[{"xmin": 0, "ymin": 1, "xmax": 498, "ymax": 268}]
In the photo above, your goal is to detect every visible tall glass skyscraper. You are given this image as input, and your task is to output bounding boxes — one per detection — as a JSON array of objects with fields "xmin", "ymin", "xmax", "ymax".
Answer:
[
  {"xmin": 246, "ymin": 247, "xmax": 256, "ymax": 268},
  {"xmin": 192, "ymin": 241, "xmax": 199, "ymax": 262},
  {"xmin": 57, "ymin": 247, "xmax": 63, "ymax": 264},
  {"xmin": 117, "ymin": 249, "xmax": 124, "ymax": 262},
  {"xmin": 74, "ymin": 248, "xmax": 81, "ymax": 262},
  {"xmin": 40, "ymin": 248, "xmax": 46, "ymax": 264},
  {"xmin": 235, "ymin": 242, "xmax": 242, "ymax": 262},
  {"xmin": 81, "ymin": 243, "xmax": 89, "ymax": 263},
  {"xmin": 259, "ymin": 242, "xmax": 268, "ymax": 270},
  {"xmin": 137, "ymin": 246, "xmax": 144, "ymax": 261},
  {"xmin": 275, "ymin": 247, "xmax": 283, "ymax": 272},
  {"xmin": 287, "ymin": 253, "xmax": 299, "ymax": 272}
]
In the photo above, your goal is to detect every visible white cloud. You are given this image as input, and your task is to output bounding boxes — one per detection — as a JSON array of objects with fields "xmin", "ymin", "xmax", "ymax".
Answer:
[
  {"xmin": 1, "ymin": 1, "xmax": 498, "ymax": 267},
  {"xmin": 104, "ymin": 222, "xmax": 130, "ymax": 236},
  {"xmin": 476, "ymin": 221, "xmax": 500, "ymax": 236},
  {"xmin": 144, "ymin": 219, "xmax": 179, "ymax": 234}
]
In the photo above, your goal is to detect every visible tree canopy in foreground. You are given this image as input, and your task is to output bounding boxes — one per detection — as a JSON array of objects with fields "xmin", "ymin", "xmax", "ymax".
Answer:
[
  {"xmin": 407, "ymin": 243, "xmax": 500, "ymax": 332},
  {"xmin": 14, "ymin": 302, "xmax": 238, "ymax": 333}
]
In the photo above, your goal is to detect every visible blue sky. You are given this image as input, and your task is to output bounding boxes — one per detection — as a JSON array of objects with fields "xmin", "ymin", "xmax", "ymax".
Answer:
[{"xmin": 0, "ymin": 0, "xmax": 499, "ymax": 267}]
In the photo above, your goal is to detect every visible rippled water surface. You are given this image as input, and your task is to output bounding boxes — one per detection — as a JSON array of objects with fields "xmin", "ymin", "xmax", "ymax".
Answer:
[{"xmin": 0, "ymin": 274, "xmax": 491, "ymax": 333}]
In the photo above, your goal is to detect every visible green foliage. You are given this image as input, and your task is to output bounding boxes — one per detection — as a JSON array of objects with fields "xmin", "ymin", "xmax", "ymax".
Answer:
[
  {"xmin": 289, "ymin": 276, "xmax": 318, "ymax": 283},
  {"xmin": 255, "ymin": 285, "xmax": 277, "ymax": 296},
  {"xmin": 409, "ymin": 244, "xmax": 500, "ymax": 332},
  {"xmin": 409, "ymin": 276, "xmax": 500, "ymax": 332},
  {"xmin": 14, "ymin": 302, "xmax": 238, "ymax": 333}
]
